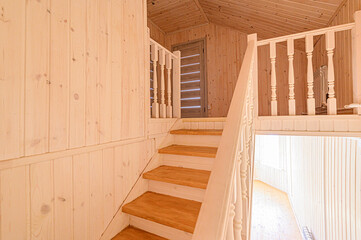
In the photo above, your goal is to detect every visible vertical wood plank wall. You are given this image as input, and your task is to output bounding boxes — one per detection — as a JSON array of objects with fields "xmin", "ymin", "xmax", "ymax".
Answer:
[
  {"xmin": 313, "ymin": 0, "xmax": 361, "ymax": 109},
  {"xmin": 165, "ymin": 23, "xmax": 248, "ymax": 117},
  {"xmin": 149, "ymin": 22, "xmax": 307, "ymax": 117},
  {"xmin": 0, "ymin": 0, "xmax": 171, "ymax": 239},
  {"xmin": 255, "ymin": 135, "xmax": 361, "ymax": 240}
]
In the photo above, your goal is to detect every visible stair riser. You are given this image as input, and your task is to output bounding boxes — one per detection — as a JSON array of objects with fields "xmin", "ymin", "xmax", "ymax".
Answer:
[
  {"xmin": 129, "ymin": 216, "xmax": 192, "ymax": 240},
  {"xmin": 161, "ymin": 154, "xmax": 214, "ymax": 171},
  {"xmin": 148, "ymin": 180, "xmax": 205, "ymax": 202},
  {"xmin": 172, "ymin": 135, "xmax": 221, "ymax": 147}
]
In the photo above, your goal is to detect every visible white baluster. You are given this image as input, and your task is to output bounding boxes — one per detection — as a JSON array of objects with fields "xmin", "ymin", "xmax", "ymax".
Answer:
[
  {"xmin": 151, "ymin": 44, "xmax": 159, "ymax": 118},
  {"xmin": 166, "ymin": 53, "xmax": 173, "ymax": 118},
  {"xmin": 306, "ymin": 34, "xmax": 316, "ymax": 115},
  {"xmin": 172, "ymin": 51, "xmax": 181, "ymax": 118},
  {"xmin": 226, "ymin": 180, "xmax": 236, "ymax": 240},
  {"xmin": 159, "ymin": 49, "xmax": 166, "ymax": 118},
  {"xmin": 326, "ymin": 30, "xmax": 337, "ymax": 115},
  {"xmin": 270, "ymin": 41, "xmax": 277, "ymax": 116},
  {"xmin": 233, "ymin": 150, "xmax": 243, "ymax": 240},
  {"xmin": 287, "ymin": 38, "xmax": 296, "ymax": 115}
]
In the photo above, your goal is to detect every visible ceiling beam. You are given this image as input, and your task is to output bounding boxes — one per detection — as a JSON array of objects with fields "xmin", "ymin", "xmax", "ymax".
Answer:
[{"xmin": 193, "ymin": 0, "xmax": 209, "ymax": 23}]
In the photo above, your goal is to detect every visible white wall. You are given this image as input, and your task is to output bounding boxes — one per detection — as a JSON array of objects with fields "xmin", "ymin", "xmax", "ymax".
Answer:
[{"xmin": 255, "ymin": 135, "xmax": 361, "ymax": 240}]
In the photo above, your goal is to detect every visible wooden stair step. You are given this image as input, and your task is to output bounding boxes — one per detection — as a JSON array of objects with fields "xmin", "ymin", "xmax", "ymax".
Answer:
[
  {"xmin": 143, "ymin": 165, "xmax": 211, "ymax": 189},
  {"xmin": 158, "ymin": 144, "xmax": 217, "ymax": 158},
  {"xmin": 112, "ymin": 226, "xmax": 167, "ymax": 240},
  {"xmin": 123, "ymin": 192, "xmax": 201, "ymax": 233},
  {"xmin": 170, "ymin": 129, "xmax": 223, "ymax": 136}
]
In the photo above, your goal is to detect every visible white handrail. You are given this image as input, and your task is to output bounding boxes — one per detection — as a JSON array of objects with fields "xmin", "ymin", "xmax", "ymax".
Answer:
[
  {"xmin": 192, "ymin": 35, "xmax": 256, "ymax": 240},
  {"xmin": 150, "ymin": 38, "xmax": 178, "ymax": 59},
  {"xmin": 149, "ymin": 37, "xmax": 181, "ymax": 119},
  {"xmin": 257, "ymin": 22, "xmax": 355, "ymax": 46}
]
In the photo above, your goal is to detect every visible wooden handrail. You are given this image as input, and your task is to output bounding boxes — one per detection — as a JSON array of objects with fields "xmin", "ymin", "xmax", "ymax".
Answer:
[
  {"xmin": 192, "ymin": 35, "xmax": 257, "ymax": 240},
  {"xmin": 257, "ymin": 22, "xmax": 355, "ymax": 46}
]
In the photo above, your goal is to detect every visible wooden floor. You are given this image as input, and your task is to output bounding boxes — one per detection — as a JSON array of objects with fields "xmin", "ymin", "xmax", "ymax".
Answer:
[{"xmin": 251, "ymin": 181, "xmax": 302, "ymax": 240}]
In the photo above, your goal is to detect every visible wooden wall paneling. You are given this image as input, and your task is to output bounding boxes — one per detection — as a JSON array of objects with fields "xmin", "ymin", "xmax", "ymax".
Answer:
[
  {"xmin": 0, "ymin": 0, "xmax": 25, "ymax": 160},
  {"xmin": 49, "ymin": 0, "xmax": 70, "ymax": 152},
  {"xmin": 121, "ymin": 0, "xmax": 145, "ymax": 140},
  {"xmin": 54, "ymin": 156, "xmax": 73, "ymax": 240},
  {"xmin": 30, "ymin": 161, "xmax": 54, "ymax": 240},
  {"xmin": 0, "ymin": 166, "xmax": 30, "ymax": 240},
  {"xmin": 69, "ymin": 0, "xmax": 87, "ymax": 149},
  {"xmin": 25, "ymin": 0, "xmax": 50, "ymax": 156},
  {"xmin": 99, "ymin": 0, "xmax": 112, "ymax": 144},
  {"xmin": 73, "ymin": 153, "xmax": 90, "ymax": 240},
  {"xmin": 148, "ymin": 19, "xmax": 166, "ymax": 45},
  {"xmin": 114, "ymin": 145, "xmax": 124, "ymax": 209},
  {"xmin": 89, "ymin": 150, "xmax": 104, "ymax": 240},
  {"xmin": 85, "ymin": 0, "xmax": 100, "ymax": 146},
  {"xmin": 110, "ymin": 0, "xmax": 123, "ymax": 142},
  {"xmin": 103, "ymin": 148, "xmax": 115, "ymax": 227},
  {"xmin": 313, "ymin": 0, "xmax": 361, "ymax": 110}
]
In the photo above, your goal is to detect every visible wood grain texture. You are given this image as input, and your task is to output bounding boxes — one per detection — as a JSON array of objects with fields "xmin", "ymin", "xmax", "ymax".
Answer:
[
  {"xmin": 1, "ymin": 0, "xmax": 147, "ymax": 160},
  {"xmin": 313, "ymin": 0, "xmax": 361, "ymax": 110},
  {"xmin": 158, "ymin": 144, "xmax": 217, "ymax": 158},
  {"xmin": 122, "ymin": 192, "xmax": 202, "ymax": 233},
  {"xmin": 164, "ymin": 22, "xmax": 308, "ymax": 116},
  {"xmin": 112, "ymin": 226, "xmax": 167, "ymax": 240},
  {"xmin": 143, "ymin": 165, "xmax": 211, "ymax": 189},
  {"xmin": 170, "ymin": 129, "xmax": 223, "ymax": 135},
  {"xmin": 148, "ymin": 0, "xmax": 343, "ymax": 39}
]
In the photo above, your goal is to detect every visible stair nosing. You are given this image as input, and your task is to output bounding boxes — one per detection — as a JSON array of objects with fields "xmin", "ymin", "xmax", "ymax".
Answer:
[
  {"xmin": 122, "ymin": 192, "xmax": 201, "ymax": 234},
  {"xmin": 143, "ymin": 166, "xmax": 210, "ymax": 189}
]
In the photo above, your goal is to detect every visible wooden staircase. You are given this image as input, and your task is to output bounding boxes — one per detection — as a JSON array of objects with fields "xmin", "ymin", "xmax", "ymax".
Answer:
[{"xmin": 112, "ymin": 128, "xmax": 222, "ymax": 240}]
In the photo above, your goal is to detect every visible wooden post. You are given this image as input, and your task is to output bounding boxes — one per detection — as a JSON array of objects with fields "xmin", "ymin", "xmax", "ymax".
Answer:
[
  {"xmin": 159, "ymin": 49, "xmax": 166, "ymax": 118},
  {"xmin": 326, "ymin": 30, "xmax": 337, "ymax": 115},
  {"xmin": 270, "ymin": 41, "xmax": 277, "ymax": 116},
  {"xmin": 248, "ymin": 34, "xmax": 258, "ymax": 118},
  {"xmin": 166, "ymin": 53, "xmax": 173, "ymax": 118},
  {"xmin": 306, "ymin": 34, "xmax": 316, "ymax": 115},
  {"xmin": 352, "ymin": 10, "xmax": 361, "ymax": 115},
  {"xmin": 287, "ymin": 38, "xmax": 296, "ymax": 115},
  {"xmin": 151, "ymin": 44, "xmax": 159, "ymax": 118},
  {"xmin": 172, "ymin": 51, "xmax": 181, "ymax": 118}
]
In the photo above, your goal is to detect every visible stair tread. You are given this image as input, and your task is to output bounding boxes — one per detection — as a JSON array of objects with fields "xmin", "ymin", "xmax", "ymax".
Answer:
[
  {"xmin": 143, "ymin": 166, "xmax": 211, "ymax": 189},
  {"xmin": 158, "ymin": 144, "xmax": 217, "ymax": 158},
  {"xmin": 112, "ymin": 226, "xmax": 167, "ymax": 240},
  {"xmin": 122, "ymin": 192, "xmax": 201, "ymax": 233},
  {"xmin": 170, "ymin": 129, "xmax": 223, "ymax": 135}
]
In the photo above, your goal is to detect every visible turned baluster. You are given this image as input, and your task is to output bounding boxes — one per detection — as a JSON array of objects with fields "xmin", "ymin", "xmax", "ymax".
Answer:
[
  {"xmin": 159, "ymin": 49, "xmax": 166, "ymax": 118},
  {"xmin": 151, "ymin": 44, "xmax": 159, "ymax": 118},
  {"xmin": 166, "ymin": 53, "xmax": 173, "ymax": 118},
  {"xmin": 306, "ymin": 34, "xmax": 316, "ymax": 115},
  {"xmin": 270, "ymin": 41, "xmax": 277, "ymax": 116},
  {"xmin": 326, "ymin": 30, "xmax": 337, "ymax": 115},
  {"xmin": 287, "ymin": 38, "xmax": 296, "ymax": 115},
  {"xmin": 226, "ymin": 178, "xmax": 236, "ymax": 240},
  {"xmin": 233, "ymin": 148, "xmax": 243, "ymax": 240}
]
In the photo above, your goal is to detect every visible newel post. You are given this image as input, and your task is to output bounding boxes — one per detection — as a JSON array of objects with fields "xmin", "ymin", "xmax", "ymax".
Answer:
[
  {"xmin": 352, "ymin": 10, "xmax": 361, "ymax": 115},
  {"xmin": 172, "ymin": 51, "xmax": 181, "ymax": 118},
  {"xmin": 248, "ymin": 33, "xmax": 258, "ymax": 118}
]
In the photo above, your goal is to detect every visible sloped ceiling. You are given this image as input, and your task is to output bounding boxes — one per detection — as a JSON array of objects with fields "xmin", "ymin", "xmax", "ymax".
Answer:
[{"xmin": 147, "ymin": 0, "xmax": 344, "ymax": 39}]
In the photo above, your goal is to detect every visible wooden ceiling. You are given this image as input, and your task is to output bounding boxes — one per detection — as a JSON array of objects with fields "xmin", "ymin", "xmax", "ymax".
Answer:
[{"xmin": 147, "ymin": 0, "xmax": 345, "ymax": 39}]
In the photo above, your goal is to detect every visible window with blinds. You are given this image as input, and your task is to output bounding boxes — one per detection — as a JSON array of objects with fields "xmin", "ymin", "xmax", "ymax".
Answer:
[{"xmin": 173, "ymin": 40, "xmax": 207, "ymax": 118}]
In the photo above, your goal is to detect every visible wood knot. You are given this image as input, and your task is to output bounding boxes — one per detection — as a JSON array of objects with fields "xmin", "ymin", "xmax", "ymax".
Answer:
[{"xmin": 41, "ymin": 204, "xmax": 51, "ymax": 215}]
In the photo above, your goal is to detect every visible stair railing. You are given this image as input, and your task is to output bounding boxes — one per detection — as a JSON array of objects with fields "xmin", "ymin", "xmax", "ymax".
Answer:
[
  {"xmin": 192, "ymin": 34, "xmax": 257, "ymax": 240},
  {"xmin": 257, "ymin": 10, "xmax": 361, "ymax": 116},
  {"xmin": 149, "ymin": 37, "xmax": 181, "ymax": 118}
]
